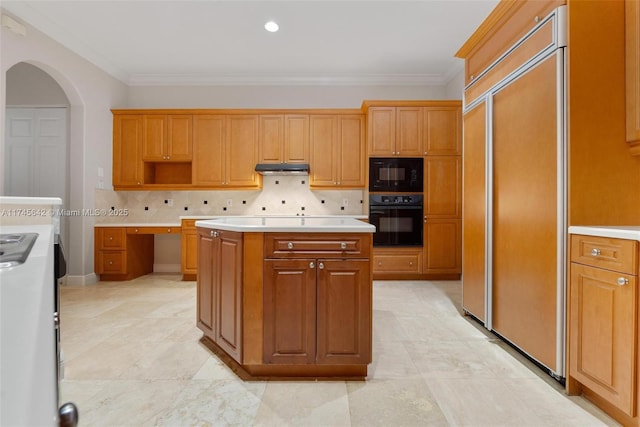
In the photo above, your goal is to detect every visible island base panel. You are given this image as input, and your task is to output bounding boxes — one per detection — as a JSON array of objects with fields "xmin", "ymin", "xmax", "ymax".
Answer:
[{"xmin": 200, "ymin": 336, "xmax": 367, "ymax": 380}]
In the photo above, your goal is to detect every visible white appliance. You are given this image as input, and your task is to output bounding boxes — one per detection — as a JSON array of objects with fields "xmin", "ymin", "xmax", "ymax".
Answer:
[{"xmin": 0, "ymin": 224, "xmax": 58, "ymax": 425}]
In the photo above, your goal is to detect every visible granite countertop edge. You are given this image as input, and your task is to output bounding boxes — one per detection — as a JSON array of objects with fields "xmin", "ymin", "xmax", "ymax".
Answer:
[{"xmin": 568, "ymin": 226, "xmax": 640, "ymax": 242}]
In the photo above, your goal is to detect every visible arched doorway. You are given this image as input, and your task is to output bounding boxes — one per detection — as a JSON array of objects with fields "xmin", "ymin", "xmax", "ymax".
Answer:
[{"xmin": 3, "ymin": 61, "xmax": 88, "ymax": 283}]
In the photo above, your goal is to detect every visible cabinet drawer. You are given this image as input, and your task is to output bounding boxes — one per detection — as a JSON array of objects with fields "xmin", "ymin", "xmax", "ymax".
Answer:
[
  {"xmin": 97, "ymin": 227, "xmax": 126, "ymax": 250},
  {"xmin": 570, "ymin": 235, "xmax": 638, "ymax": 275},
  {"xmin": 373, "ymin": 253, "xmax": 422, "ymax": 273},
  {"xmin": 127, "ymin": 226, "xmax": 181, "ymax": 234},
  {"xmin": 265, "ymin": 233, "xmax": 371, "ymax": 258},
  {"xmin": 97, "ymin": 251, "xmax": 126, "ymax": 274}
]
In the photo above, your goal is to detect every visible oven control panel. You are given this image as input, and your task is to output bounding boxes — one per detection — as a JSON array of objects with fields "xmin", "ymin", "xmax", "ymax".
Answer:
[{"xmin": 369, "ymin": 194, "xmax": 423, "ymax": 206}]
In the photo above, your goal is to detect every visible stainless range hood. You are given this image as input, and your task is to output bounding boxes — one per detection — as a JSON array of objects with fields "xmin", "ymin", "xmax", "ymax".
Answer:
[{"xmin": 255, "ymin": 163, "xmax": 309, "ymax": 175}]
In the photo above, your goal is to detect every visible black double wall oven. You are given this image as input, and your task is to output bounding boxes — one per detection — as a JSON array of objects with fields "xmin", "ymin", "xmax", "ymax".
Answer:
[{"xmin": 368, "ymin": 158, "xmax": 424, "ymax": 247}]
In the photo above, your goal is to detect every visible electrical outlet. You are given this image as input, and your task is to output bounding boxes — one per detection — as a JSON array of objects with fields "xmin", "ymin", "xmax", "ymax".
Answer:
[
  {"xmin": 342, "ymin": 199, "xmax": 349, "ymax": 207},
  {"xmin": 226, "ymin": 199, "xmax": 233, "ymax": 208}
]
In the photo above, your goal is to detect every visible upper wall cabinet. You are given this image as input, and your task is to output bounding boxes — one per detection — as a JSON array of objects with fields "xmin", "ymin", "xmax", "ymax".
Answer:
[
  {"xmin": 258, "ymin": 114, "xmax": 310, "ymax": 163},
  {"xmin": 113, "ymin": 114, "xmax": 143, "ymax": 188},
  {"xmin": 309, "ymin": 114, "xmax": 365, "ymax": 188},
  {"xmin": 142, "ymin": 115, "xmax": 193, "ymax": 161},
  {"xmin": 364, "ymin": 102, "xmax": 462, "ymax": 157},
  {"xmin": 627, "ymin": 0, "xmax": 640, "ymax": 154}
]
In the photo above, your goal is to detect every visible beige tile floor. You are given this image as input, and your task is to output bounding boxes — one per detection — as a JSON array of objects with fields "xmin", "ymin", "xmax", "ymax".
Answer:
[{"xmin": 59, "ymin": 274, "xmax": 619, "ymax": 427}]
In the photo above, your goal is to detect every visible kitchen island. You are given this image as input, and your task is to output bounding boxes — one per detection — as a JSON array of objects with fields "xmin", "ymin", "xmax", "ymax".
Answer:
[{"xmin": 195, "ymin": 216, "xmax": 375, "ymax": 379}]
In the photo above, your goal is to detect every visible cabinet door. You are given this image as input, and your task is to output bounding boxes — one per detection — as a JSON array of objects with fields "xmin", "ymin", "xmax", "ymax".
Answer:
[
  {"xmin": 309, "ymin": 115, "xmax": 338, "ymax": 187},
  {"xmin": 259, "ymin": 115, "xmax": 284, "ymax": 163},
  {"xmin": 396, "ymin": 107, "xmax": 422, "ymax": 156},
  {"xmin": 284, "ymin": 114, "xmax": 309, "ymax": 163},
  {"xmin": 569, "ymin": 264, "xmax": 637, "ymax": 416},
  {"xmin": 423, "ymin": 107, "xmax": 462, "ymax": 155},
  {"xmin": 425, "ymin": 156, "xmax": 461, "ymax": 217},
  {"xmin": 263, "ymin": 259, "xmax": 317, "ymax": 364},
  {"xmin": 181, "ymin": 231, "xmax": 198, "ymax": 276},
  {"xmin": 462, "ymin": 101, "xmax": 487, "ymax": 321},
  {"xmin": 423, "ymin": 219, "xmax": 461, "ymax": 274},
  {"xmin": 113, "ymin": 114, "xmax": 143, "ymax": 187},
  {"xmin": 226, "ymin": 115, "xmax": 260, "ymax": 187},
  {"xmin": 367, "ymin": 107, "xmax": 396, "ymax": 156},
  {"xmin": 192, "ymin": 115, "xmax": 225, "ymax": 186},
  {"xmin": 216, "ymin": 231, "xmax": 243, "ymax": 363},
  {"xmin": 197, "ymin": 229, "xmax": 216, "ymax": 340},
  {"xmin": 316, "ymin": 259, "xmax": 371, "ymax": 364},
  {"xmin": 336, "ymin": 115, "xmax": 365, "ymax": 188},
  {"xmin": 142, "ymin": 115, "xmax": 166, "ymax": 161},
  {"xmin": 167, "ymin": 115, "xmax": 193, "ymax": 161}
]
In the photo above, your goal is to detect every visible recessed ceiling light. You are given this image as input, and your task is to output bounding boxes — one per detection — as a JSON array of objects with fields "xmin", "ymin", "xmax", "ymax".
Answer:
[{"xmin": 264, "ymin": 21, "xmax": 279, "ymax": 33}]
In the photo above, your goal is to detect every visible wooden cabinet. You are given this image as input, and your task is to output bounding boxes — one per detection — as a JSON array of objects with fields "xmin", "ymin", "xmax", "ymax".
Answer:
[
  {"xmin": 94, "ymin": 227, "xmax": 153, "ymax": 280},
  {"xmin": 181, "ymin": 219, "xmax": 198, "ymax": 280},
  {"xmin": 258, "ymin": 114, "xmax": 309, "ymax": 163},
  {"xmin": 142, "ymin": 115, "xmax": 192, "ymax": 161},
  {"xmin": 424, "ymin": 156, "xmax": 461, "ymax": 218},
  {"xmin": 568, "ymin": 234, "xmax": 638, "ymax": 420},
  {"xmin": 113, "ymin": 114, "xmax": 143, "ymax": 188},
  {"xmin": 226, "ymin": 115, "xmax": 260, "ymax": 188},
  {"xmin": 372, "ymin": 248, "xmax": 422, "ymax": 274},
  {"xmin": 423, "ymin": 107, "xmax": 462, "ymax": 155},
  {"xmin": 309, "ymin": 114, "xmax": 365, "ymax": 188},
  {"xmin": 192, "ymin": 115, "xmax": 260, "ymax": 188},
  {"xmin": 263, "ymin": 233, "xmax": 372, "ymax": 366},
  {"xmin": 366, "ymin": 104, "xmax": 461, "ymax": 156},
  {"xmin": 367, "ymin": 106, "xmax": 422, "ymax": 156},
  {"xmin": 627, "ymin": 0, "xmax": 640, "ymax": 154},
  {"xmin": 196, "ymin": 227, "xmax": 243, "ymax": 363}
]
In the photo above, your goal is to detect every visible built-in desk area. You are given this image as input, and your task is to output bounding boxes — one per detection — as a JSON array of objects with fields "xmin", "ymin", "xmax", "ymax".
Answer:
[{"xmin": 94, "ymin": 224, "xmax": 181, "ymax": 281}]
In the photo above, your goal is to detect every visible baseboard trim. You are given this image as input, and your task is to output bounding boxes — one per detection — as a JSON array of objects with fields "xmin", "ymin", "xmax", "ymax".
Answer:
[
  {"xmin": 63, "ymin": 273, "xmax": 98, "ymax": 286},
  {"xmin": 153, "ymin": 263, "xmax": 181, "ymax": 273}
]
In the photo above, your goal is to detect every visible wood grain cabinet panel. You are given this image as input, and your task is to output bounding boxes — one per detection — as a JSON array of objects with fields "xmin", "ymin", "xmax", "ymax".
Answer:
[
  {"xmin": 196, "ymin": 228, "xmax": 243, "ymax": 363},
  {"xmin": 259, "ymin": 114, "xmax": 309, "ymax": 163},
  {"xmin": 112, "ymin": 114, "xmax": 143, "ymax": 188},
  {"xmin": 423, "ymin": 107, "xmax": 462, "ymax": 155},
  {"xmin": 142, "ymin": 115, "xmax": 192, "ymax": 161},
  {"xmin": 569, "ymin": 262, "xmax": 637, "ymax": 417},
  {"xmin": 309, "ymin": 114, "xmax": 365, "ymax": 188},
  {"xmin": 192, "ymin": 115, "xmax": 225, "ymax": 186}
]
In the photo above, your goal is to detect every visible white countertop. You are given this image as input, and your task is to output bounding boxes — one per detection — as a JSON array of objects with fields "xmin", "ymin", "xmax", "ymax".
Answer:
[
  {"xmin": 568, "ymin": 226, "xmax": 640, "ymax": 242},
  {"xmin": 95, "ymin": 222, "xmax": 181, "ymax": 228},
  {"xmin": 95, "ymin": 215, "xmax": 369, "ymax": 228},
  {"xmin": 0, "ymin": 196, "xmax": 62, "ymax": 206},
  {"xmin": 196, "ymin": 216, "xmax": 375, "ymax": 233}
]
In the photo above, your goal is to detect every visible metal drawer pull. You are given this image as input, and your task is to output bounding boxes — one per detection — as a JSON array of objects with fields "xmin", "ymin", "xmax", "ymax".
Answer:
[
  {"xmin": 210, "ymin": 230, "xmax": 219, "ymax": 237},
  {"xmin": 590, "ymin": 248, "xmax": 601, "ymax": 256},
  {"xmin": 309, "ymin": 262, "xmax": 315, "ymax": 269},
  {"xmin": 340, "ymin": 242, "xmax": 347, "ymax": 249},
  {"xmin": 319, "ymin": 262, "xmax": 324, "ymax": 270},
  {"xmin": 287, "ymin": 242, "xmax": 294, "ymax": 249},
  {"xmin": 617, "ymin": 277, "xmax": 629, "ymax": 286}
]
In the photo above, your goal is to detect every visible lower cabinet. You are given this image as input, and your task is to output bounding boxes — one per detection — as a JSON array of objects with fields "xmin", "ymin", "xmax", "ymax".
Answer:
[
  {"xmin": 568, "ymin": 234, "xmax": 639, "ymax": 423},
  {"xmin": 94, "ymin": 226, "xmax": 154, "ymax": 281},
  {"xmin": 263, "ymin": 258, "xmax": 371, "ymax": 365},
  {"xmin": 181, "ymin": 219, "xmax": 198, "ymax": 280},
  {"xmin": 196, "ymin": 227, "xmax": 243, "ymax": 363}
]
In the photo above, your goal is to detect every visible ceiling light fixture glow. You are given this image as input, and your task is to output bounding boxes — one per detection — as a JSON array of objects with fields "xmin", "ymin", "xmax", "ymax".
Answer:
[{"xmin": 264, "ymin": 21, "xmax": 279, "ymax": 32}]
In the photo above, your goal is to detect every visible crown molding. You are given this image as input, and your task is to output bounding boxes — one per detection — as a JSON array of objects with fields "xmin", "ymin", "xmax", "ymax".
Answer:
[{"xmin": 126, "ymin": 73, "xmax": 450, "ymax": 87}]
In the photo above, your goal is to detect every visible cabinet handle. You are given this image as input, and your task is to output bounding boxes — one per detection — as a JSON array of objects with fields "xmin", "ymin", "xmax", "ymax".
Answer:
[
  {"xmin": 210, "ymin": 230, "xmax": 219, "ymax": 237},
  {"xmin": 167, "ymin": 228, "xmax": 171, "ymax": 233},
  {"xmin": 340, "ymin": 242, "xmax": 347, "ymax": 249},
  {"xmin": 534, "ymin": 15, "xmax": 540, "ymax": 23},
  {"xmin": 319, "ymin": 262, "xmax": 324, "ymax": 270},
  {"xmin": 287, "ymin": 242, "xmax": 294, "ymax": 249},
  {"xmin": 109, "ymin": 236, "xmax": 113, "ymax": 240},
  {"xmin": 590, "ymin": 248, "xmax": 601, "ymax": 256},
  {"xmin": 309, "ymin": 262, "xmax": 315, "ymax": 269},
  {"xmin": 617, "ymin": 277, "xmax": 629, "ymax": 286},
  {"xmin": 109, "ymin": 261, "xmax": 113, "ymax": 265}
]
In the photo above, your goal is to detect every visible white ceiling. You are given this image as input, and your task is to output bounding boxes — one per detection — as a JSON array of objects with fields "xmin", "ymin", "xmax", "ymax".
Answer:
[{"xmin": 2, "ymin": 0, "xmax": 499, "ymax": 86}]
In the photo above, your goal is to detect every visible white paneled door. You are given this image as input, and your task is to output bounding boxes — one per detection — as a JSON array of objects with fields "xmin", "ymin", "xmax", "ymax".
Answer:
[{"xmin": 4, "ymin": 107, "xmax": 68, "ymax": 200}]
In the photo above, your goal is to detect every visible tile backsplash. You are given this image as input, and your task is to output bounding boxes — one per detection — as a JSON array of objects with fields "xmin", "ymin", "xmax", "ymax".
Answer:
[{"xmin": 95, "ymin": 176, "xmax": 365, "ymax": 223}]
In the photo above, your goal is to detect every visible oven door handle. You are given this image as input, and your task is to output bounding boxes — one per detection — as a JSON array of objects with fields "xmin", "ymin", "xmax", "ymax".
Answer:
[{"xmin": 369, "ymin": 210, "xmax": 387, "ymax": 215}]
